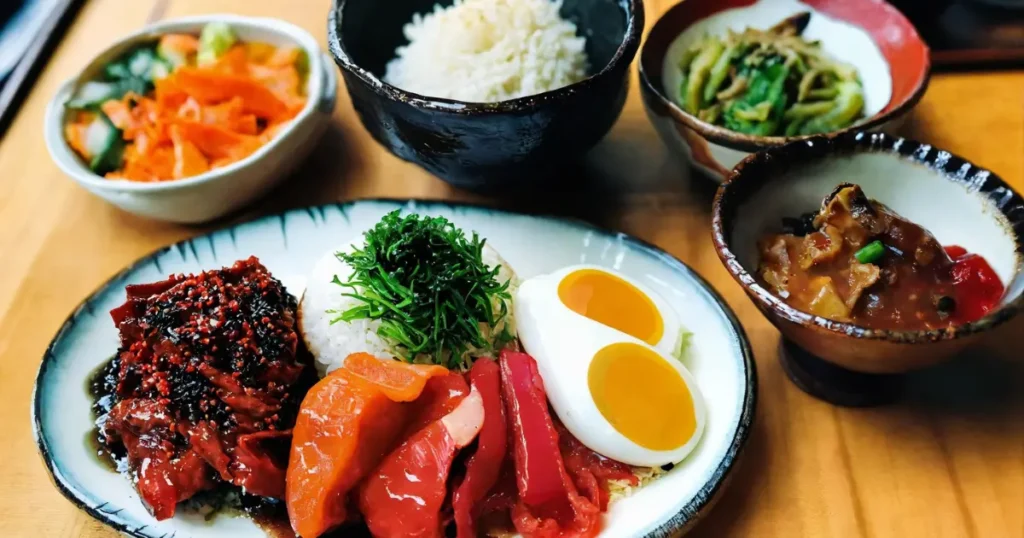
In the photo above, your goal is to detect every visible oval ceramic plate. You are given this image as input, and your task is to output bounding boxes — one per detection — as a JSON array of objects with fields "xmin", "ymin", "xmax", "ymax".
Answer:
[{"xmin": 33, "ymin": 200, "xmax": 756, "ymax": 538}]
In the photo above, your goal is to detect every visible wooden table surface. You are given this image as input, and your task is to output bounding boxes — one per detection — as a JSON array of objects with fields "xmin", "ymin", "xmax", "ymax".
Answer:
[{"xmin": 2, "ymin": 0, "xmax": 1022, "ymax": 536}]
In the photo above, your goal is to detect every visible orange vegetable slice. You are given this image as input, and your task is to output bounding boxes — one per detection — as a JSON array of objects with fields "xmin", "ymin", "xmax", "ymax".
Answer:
[
  {"xmin": 169, "ymin": 125, "xmax": 210, "ymax": 178},
  {"xmin": 169, "ymin": 120, "xmax": 261, "ymax": 162},
  {"xmin": 172, "ymin": 67, "xmax": 288, "ymax": 120},
  {"xmin": 159, "ymin": 34, "xmax": 199, "ymax": 55},
  {"xmin": 265, "ymin": 46, "xmax": 301, "ymax": 68},
  {"xmin": 244, "ymin": 42, "xmax": 277, "ymax": 64},
  {"xmin": 155, "ymin": 77, "xmax": 189, "ymax": 111},
  {"xmin": 65, "ymin": 122, "xmax": 91, "ymax": 159},
  {"xmin": 249, "ymin": 63, "xmax": 304, "ymax": 112},
  {"xmin": 214, "ymin": 45, "xmax": 249, "ymax": 76},
  {"xmin": 101, "ymin": 99, "xmax": 140, "ymax": 139}
]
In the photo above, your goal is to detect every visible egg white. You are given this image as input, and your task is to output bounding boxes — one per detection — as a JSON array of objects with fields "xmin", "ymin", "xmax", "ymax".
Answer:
[{"xmin": 515, "ymin": 265, "xmax": 707, "ymax": 467}]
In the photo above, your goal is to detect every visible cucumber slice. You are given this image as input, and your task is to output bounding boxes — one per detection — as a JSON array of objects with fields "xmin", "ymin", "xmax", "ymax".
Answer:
[
  {"xmin": 84, "ymin": 113, "xmax": 125, "ymax": 175},
  {"xmin": 66, "ymin": 81, "xmax": 119, "ymax": 109},
  {"xmin": 149, "ymin": 57, "xmax": 172, "ymax": 80},
  {"xmin": 104, "ymin": 61, "xmax": 131, "ymax": 81},
  {"xmin": 127, "ymin": 48, "xmax": 158, "ymax": 79},
  {"xmin": 198, "ymin": 21, "xmax": 237, "ymax": 65},
  {"xmin": 117, "ymin": 77, "xmax": 151, "ymax": 97}
]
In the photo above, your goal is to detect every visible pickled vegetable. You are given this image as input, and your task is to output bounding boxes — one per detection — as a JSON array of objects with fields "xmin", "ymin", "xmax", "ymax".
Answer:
[{"xmin": 675, "ymin": 11, "xmax": 864, "ymax": 136}]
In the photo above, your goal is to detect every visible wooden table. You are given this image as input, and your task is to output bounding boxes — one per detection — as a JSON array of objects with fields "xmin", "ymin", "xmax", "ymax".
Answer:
[{"xmin": 1, "ymin": 0, "xmax": 1022, "ymax": 536}]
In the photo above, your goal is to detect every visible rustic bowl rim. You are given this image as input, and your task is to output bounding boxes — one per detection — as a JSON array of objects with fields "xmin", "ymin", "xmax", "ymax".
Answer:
[
  {"xmin": 327, "ymin": 0, "xmax": 645, "ymax": 115},
  {"xmin": 638, "ymin": 0, "xmax": 931, "ymax": 153},
  {"xmin": 711, "ymin": 130, "xmax": 1024, "ymax": 344}
]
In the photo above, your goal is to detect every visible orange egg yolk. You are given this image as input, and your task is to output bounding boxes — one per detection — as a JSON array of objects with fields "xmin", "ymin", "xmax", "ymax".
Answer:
[
  {"xmin": 557, "ymin": 269, "xmax": 664, "ymax": 345},
  {"xmin": 588, "ymin": 342, "xmax": 696, "ymax": 451}
]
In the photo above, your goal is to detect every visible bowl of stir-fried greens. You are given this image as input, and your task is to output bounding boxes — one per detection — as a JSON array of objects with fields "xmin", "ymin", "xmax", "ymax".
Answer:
[{"xmin": 639, "ymin": 0, "xmax": 930, "ymax": 181}]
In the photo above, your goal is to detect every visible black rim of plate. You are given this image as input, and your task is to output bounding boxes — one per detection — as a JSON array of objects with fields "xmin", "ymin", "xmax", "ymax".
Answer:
[{"xmin": 32, "ymin": 198, "xmax": 758, "ymax": 538}]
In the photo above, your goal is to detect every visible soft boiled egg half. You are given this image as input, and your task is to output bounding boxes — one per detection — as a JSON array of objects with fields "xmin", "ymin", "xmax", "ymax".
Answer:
[{"xmin": 515, "ymin": 265, "xmax": 706, "ymax": 467}]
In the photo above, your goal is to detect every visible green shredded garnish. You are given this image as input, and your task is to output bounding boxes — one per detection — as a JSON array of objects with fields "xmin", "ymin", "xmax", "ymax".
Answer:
[
  {"xmin": 330, "ymin": 211, "xmax": 512, "ymax": 369},
  {"xmin": 671, "ymin": 327, "xmax": 694, "ymax": 362}
]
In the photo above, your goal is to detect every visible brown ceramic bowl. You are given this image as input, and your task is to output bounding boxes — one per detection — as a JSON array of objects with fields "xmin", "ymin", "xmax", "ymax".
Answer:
[
  {"xmin": 712, "ymin": 132, "xmax": 1024, "ymax": 380},
  {"xmin": 640, "ymin": 0, "xmax": 930, "ymax": 181},
  {"xmin": 328, "ymin": 0, "xmax": 644, "ymax": 192}
]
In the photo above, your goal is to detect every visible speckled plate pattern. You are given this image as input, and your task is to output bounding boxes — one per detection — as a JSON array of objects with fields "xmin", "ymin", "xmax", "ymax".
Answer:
[{"xmin": 33, "ymin": 199, "xmax": 756, "ymax": 538}]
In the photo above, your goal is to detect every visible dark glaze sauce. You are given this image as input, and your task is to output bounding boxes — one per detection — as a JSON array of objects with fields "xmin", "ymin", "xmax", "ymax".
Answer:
[
  {"xmin": 87, "ymin": 358, "xmax": 299, "ymax": 538},
  {"xmin": 86, "ymin": 356, "xmax": 124, "ymax": 472}
]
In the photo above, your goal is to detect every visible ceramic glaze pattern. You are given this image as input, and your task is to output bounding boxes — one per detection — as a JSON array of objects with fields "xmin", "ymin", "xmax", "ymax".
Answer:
[{"xmin": 34, "ymin": 200, "xmax": 755, "ymax": 538}]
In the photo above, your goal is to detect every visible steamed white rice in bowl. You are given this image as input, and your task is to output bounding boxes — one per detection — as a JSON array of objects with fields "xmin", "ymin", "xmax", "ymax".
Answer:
[
  {"xmin": 300, "ymin": 241, "xmax": 519, "ymax": 376},
  {"xmin": 383, "ymin": 0, "xmax": 589, "ymax": 102}
]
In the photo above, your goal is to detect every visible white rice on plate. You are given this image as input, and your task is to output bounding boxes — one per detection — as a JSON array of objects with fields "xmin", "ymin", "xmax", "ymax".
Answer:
[
  {"xmin": 383, "ymin": 0, "xmax": 589, "ymax": 103},
  {"xmin": 299, "ymin": 241, "xmax": 519, "ymax": 376}
]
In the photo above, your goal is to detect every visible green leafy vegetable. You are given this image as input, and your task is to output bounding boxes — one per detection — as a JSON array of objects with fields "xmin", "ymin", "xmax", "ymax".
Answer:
[
  {"xmin": 673, "ymin": 12, "xmax": 865, "ymax": 137},
  {"xmin": 331, "ymin": 211, "xmax": 513, "ymax": 369},
  {"xmin": 682, "ymin": 38, "xmax": 724, "ymax": 114},
  {"xmin": 854, "ymin": 240, "xmax": 885, "ymax": 264},
  {"xmin": 723, "ymin": 58, "xmax": 790, "ymax": 136},
  {"xmin": 797, "ymin": 80, "xmax": 865, "ymax": 135}
]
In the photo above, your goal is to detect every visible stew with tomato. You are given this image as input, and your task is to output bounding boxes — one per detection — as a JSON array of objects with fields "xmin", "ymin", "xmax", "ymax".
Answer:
[{"xmin": 757, "ymin": 184, "xmax": 1004, "ymax": 330}]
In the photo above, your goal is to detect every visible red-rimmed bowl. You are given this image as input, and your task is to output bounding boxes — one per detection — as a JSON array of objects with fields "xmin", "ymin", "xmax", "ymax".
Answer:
[{"xmin": 640, "ymin": 0, "xmax": 930, "ymax": 181}]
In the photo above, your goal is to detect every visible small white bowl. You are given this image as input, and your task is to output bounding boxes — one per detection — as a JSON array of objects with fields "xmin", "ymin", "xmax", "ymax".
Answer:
[{"xmin": 44, "ymin": 15, "xmax": 338, "ymax": 223}]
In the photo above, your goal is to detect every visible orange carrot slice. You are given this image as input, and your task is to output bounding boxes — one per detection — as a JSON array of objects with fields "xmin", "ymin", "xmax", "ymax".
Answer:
[
  {"xmin": 172, "ymin": 67, "xmax": 288, "ymax": 120},
  {"xmin": 214, "ymin": 45, "xmax": 249, "ymax": 76},
  {"xmin": 170, "ymin": 120, "xmax": 261, "ymax": 162},
  {"xmin": 159, "ymin": 34, "xmax": 199, "ymax": 55},
  {"xmin": 244, "ymin": 42, "xmax": 277, "ymax": 64},
  {"xmin": 169, "ymin": 125, "xmax": 210, "ymax": 178},
  {"xmin": 101, "ymin": 99, "xmax": 139, "ymax": 139},
  {"xmin": 65, "ymin": 122, "xmax": 91, "ymax": 159},
  {"xmin": 265, "ymin": 46, "xmax": 300, "ymax": 68},
  {"xmin": 249, "ymin": 64, "xmax": 303, "ymax": 111},
  {"xmin": 155, "ymin": 77, "xmax": 189, "ymax": 111}
]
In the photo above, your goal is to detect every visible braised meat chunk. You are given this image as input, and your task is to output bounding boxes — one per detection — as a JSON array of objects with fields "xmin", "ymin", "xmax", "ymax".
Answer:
[
  {"xmin": 757, "ymin": 184, "xmax": 1003, "ymax": 330},
  {"xmin": 101, "ymin": 256, "xmax": 313, "ymax": 520}
]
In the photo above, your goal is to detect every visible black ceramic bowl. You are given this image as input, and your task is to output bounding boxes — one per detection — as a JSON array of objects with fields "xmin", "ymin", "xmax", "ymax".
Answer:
[{"xmin": 327, "ymin": 0, "xmax": 644, "ymax": 191}]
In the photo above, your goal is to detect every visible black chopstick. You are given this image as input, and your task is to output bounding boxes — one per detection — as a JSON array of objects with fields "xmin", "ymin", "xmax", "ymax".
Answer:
[{"xmin": 0, "ymin": 0, "xmax": 85, "ymax": 139}]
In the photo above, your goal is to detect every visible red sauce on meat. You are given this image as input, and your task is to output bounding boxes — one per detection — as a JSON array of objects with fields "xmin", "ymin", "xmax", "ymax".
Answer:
[{"xmin": 100, "ymin": 256, "xmax": 314, "ymax": 520}]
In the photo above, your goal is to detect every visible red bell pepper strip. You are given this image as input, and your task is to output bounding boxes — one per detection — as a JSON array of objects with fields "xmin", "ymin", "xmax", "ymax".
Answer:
[
  {"xmin": 453, "ymin": 358, "xmax": 508, "ymax": 538},
  {"xmin": 555, "ymin": 420, "xmax": 637, "ymax": 511},
  {"xmin": 499, "ymin": 350, "xmax": 601, "ymax": 538},
  {"xmin": 358, "ymin": 386, "xmax": 485, "ymax": 538}
]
